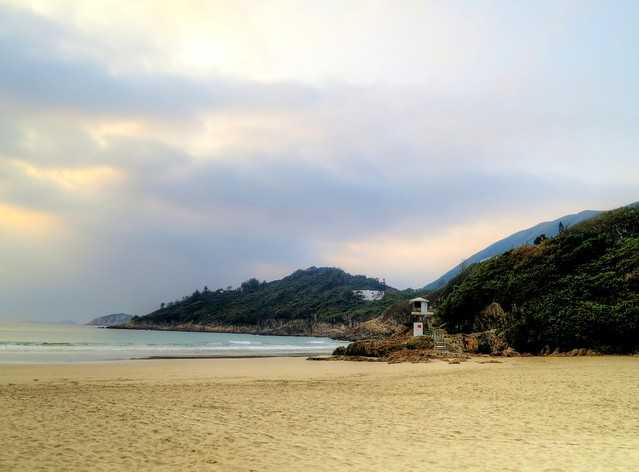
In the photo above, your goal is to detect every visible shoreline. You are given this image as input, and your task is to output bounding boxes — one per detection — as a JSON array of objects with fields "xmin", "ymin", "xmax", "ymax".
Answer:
[
  {"xmin": 108, "ymin": 323, "xmax": 355, "ymax": 341},
  {"xmin": 2, "ymin": 350, "xmax": 634, "ymax": 366},
  {"xmin": 1, "ymin": 351, "xmax": 635, "ymax": 367},
  {"xmin": 139, "ymin": 352, "xmax": 322, "ymax": 360},
  {"xmin": 0, "ymin": 353, "xmax": 331, "ymax": 365}
]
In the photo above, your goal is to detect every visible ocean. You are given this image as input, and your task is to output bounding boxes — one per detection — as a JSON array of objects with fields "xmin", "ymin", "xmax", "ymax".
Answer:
[{"xmin": 0, "ymin": 323, "xmax": 347, "ymax": 363}]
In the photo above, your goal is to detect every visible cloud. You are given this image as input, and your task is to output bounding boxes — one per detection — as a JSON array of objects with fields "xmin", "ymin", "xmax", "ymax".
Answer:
[
  {"xmin": 0, "ymin": 202, "xmax": 59, "ymax": 235},
  {"xmin": 0, "ymin": 4, "xmax": 320, "ymax": 120},
  {"xmin": 0, "ymin": 2, "xmax": 637, "ymax": 320}
]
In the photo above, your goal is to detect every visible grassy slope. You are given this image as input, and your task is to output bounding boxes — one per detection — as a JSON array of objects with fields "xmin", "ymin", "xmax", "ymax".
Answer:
[{"xmin": 436, "ymin": 206, "xmax": 639, "ymax": 352}]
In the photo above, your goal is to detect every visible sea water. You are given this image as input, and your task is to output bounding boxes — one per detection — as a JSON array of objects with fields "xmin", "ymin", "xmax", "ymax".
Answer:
[{"xmin": 0, "ymin": 323, "xmax": 347, "ymax": 363}]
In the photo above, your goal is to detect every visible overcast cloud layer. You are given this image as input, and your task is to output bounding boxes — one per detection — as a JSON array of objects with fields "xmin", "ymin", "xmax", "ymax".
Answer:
[{"xmin": 1, "ymin": 1, "xmax": 637, "ymax": 321}]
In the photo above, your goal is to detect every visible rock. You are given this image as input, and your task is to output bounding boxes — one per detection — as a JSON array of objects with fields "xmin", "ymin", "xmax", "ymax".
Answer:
[
  {"xmin": 442, "ymin": 336, "xmax": 465, "ymax": 354},
  {"xmin": 502, "ymin": 347, "xmax": 520, "ymax": 357},
  {"xmin": 332, "ymin": 346, "xmax": 347, "ymax": 356},
  {"xmin": 386, "ymin": 349, "xmax": 434, "ymax": 364},
  {"xmin": 342, "ymin": 336, "xmax": 434, "ymax": 358},
  {"xmin": 462, "ymin": 335, "xmax": 480, "ymax": 353},
  {"xmin": 342, "ymin": 339, "xmax": 396, "ymax": 357},
  {"xmin": 404, "ymin": 336, "xmax": 435, "ymax": 350},
  {"xmin": 309, "ymin": 355, "xmax": 383, "ymax": 362},
  {"xmin": 339, "ymin": 316, "xmax": 408, "ymax": 341},
  {"xmin": 455, "ymin": 330, "xmax": 509, "ymax": 354}
]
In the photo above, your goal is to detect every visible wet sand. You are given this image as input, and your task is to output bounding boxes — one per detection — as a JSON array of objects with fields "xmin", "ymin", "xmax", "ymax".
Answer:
[{"xmin": 1, "ymin": 356, "xmax": 638, "ymax": 471}]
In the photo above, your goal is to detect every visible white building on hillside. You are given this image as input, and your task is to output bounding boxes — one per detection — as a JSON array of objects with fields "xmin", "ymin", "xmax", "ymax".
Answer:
[{"xmin": 353, "ymin": 290, "xmax": 385, "ymax": 301}]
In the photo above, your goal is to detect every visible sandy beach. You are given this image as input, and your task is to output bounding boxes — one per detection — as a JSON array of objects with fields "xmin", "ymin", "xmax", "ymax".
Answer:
[{"xmin": 2, "ymin": 356, "xmax": 639, "ymax": 471}]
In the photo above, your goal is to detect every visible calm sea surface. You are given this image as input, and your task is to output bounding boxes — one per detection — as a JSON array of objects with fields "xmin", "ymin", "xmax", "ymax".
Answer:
[{"xmin": 0, "ymin": 323, "xmax": 347, "ymax": 363}]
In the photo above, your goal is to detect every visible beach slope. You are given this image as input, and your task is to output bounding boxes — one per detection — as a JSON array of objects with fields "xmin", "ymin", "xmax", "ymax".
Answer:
[{"xmin": 1, "ymin": 357, "xmax": 639, "ymax": 471}]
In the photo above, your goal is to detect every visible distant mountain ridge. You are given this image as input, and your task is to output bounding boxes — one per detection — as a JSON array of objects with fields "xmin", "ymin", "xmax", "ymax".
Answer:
[
  {"xmin": 424, "ymin": 209, "xmax": 602, "ymax": 291},
  {"xmin": 87, "ymin": 313, "xmax": 133, "ymax": 326}
]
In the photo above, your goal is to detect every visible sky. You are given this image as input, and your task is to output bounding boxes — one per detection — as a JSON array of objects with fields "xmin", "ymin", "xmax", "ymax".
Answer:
[{"xmin": 1, "ymin": 0, "xmax": 638, "ymax": 321}]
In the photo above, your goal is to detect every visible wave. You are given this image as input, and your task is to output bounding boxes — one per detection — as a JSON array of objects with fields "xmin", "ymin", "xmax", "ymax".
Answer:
[{"xmin": 0, "ymin": 329, "xmax": 346, "ymax": 362}]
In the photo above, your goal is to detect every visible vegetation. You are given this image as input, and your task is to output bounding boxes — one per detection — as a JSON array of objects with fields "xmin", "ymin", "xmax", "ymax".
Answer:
[
  {"xmin": 134, "ymin": 206, "xmax": 639, "ymax": 352},
  {"xmin": 436, "ymin": 206, "xmax": 639, "ymax": 353},
  {"xmin": 134, "ymin": 267, "xmax": 413, "ymax": 328},
  {"xmin": 423, "ymin": 209, "xmax": 601, "ymax": 291}
]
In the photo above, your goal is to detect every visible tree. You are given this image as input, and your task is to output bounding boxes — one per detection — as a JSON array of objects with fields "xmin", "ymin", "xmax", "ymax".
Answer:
[
  {"xmin": 160, "ymin": 302, "xmax": 165, "ymax": 309},
  {"xmin": 534, "ymin": 234, "xmax": 547, "ymax": 245},
  {"xmin": 558, "ymin": 221, "xmax": 566, "ymax": 233},
  {"xmin": 241, "ymin": 278, "xmax": 261, "ymax": 293}
]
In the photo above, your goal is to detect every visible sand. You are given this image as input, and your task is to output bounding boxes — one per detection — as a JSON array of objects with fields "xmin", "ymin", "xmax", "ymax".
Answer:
[{"xmin": 1, "ymin": 356, "xmax": 639, "ymax": 472}]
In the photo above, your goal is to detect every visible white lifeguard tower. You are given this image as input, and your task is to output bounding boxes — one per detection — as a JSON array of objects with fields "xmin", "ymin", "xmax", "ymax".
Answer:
[{"xmin": 410, "ymin": 297, "xmax": 432, "ymax": 336}]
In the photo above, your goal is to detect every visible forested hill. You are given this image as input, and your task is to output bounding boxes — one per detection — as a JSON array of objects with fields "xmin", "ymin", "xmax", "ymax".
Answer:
[
  {"xmin": 130, "ymin": 267, "xmax": 405, "ymax": 335},
  {"xmin": 436, "ymin": 205, "xmax": 639, "ymax": 353}
]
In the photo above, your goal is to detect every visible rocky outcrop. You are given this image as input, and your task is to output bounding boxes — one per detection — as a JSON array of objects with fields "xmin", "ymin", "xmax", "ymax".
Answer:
[
  {"xmin": 331, "ymin": 328, "xmax": 516, "ymax": 363},
  {"xmin": 450, "ymin": 330, "xmax": 510, "ymax": 355},
  {"xmin": 338, "ymin": 317, "xmax": 409, "ymax": 341},
  {"xmin": 333, "ymin": 335, "xmax": 434, "ymax": 358}
]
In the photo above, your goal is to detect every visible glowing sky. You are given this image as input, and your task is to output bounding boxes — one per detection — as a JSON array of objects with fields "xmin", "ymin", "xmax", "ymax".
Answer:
[{"xmin": 1, "ymin": 0, "xmax": 637, "ymax": 321}]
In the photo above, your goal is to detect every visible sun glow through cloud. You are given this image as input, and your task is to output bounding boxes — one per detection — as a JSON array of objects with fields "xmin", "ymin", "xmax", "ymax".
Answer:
[
  {"xmin": 12, "ymin": 161, "xmax": 124, "ymax": 193},
  {"xmin": 0, "ymin": 202, "xmax": 59, "ymax": 235}
]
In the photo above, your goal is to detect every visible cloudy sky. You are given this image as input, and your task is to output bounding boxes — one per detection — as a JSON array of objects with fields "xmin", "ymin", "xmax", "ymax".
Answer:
[{"xmin": 1, "ymin": 0, "xmax": 637, "ymax": 321}]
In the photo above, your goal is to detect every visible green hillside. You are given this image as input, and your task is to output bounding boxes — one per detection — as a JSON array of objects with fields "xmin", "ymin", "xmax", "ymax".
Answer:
[
  {"xmin": 436, "ymin": 206, "xmax": 639, "ymax": 353},
  {"xmin": 133, "ymin": 267, "xmax": 406, "ymax": 328}
]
